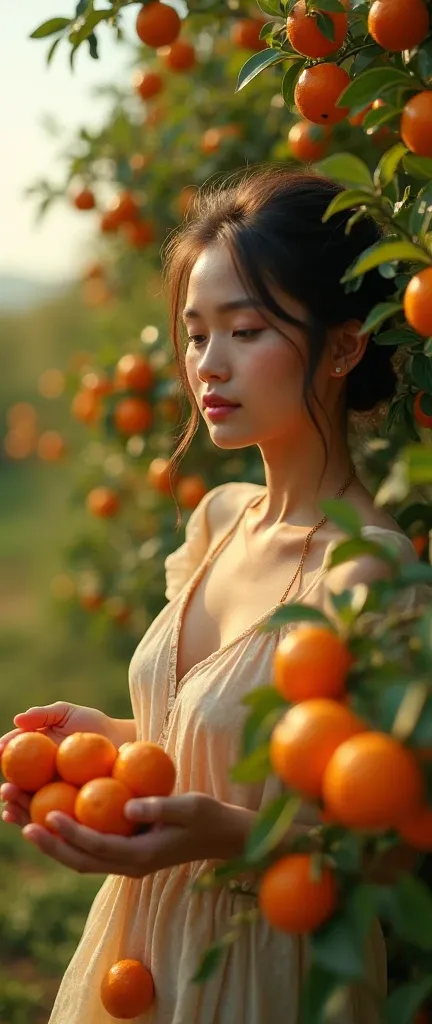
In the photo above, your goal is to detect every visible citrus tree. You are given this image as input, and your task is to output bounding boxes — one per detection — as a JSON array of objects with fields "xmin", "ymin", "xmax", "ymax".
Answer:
[{"xmin": 13, "ymin": 1, "xmax": 432, "ymax": 1021}]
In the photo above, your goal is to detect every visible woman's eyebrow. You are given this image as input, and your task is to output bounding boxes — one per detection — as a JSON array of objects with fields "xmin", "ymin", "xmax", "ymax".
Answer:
[{"xmin": 182, "ymin": 298, "xmax": 263, "ymax": 321}]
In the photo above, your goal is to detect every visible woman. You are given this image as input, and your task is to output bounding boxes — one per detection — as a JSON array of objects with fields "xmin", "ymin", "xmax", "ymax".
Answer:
[{"xmin": 0, "ymin": 168, "xmax": 420, "ymax": 1023}]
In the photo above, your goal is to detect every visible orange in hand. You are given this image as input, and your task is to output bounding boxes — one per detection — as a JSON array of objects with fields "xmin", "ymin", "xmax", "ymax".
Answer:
[
  {"xmin": 56, "ymin": 732, "xmax": 118, "ymax": 787},
  {"xmin": 112, "ymin": 741, "xmax": 176, "ymax": 797},
  {"xmin": 100, "ymin": 959, "xmax": 154, "ymax": 1019},
  {"xmin": 30, "ymin": 781, "xmax": 79, "ymax": 833},
  {"xmin": 75, "ymin": 777, "xmax": 136, "ymax": 836},
  {"xmin": 273, "ymin": 625, "xmax": 352, "ymax": 702},
  {"xmin": 259, "ymin": 853, "xmax": 337, "ymax": 934},
  {"xmin": 1, "ymin": 732, "xmax": 58, "ymax": 792}
]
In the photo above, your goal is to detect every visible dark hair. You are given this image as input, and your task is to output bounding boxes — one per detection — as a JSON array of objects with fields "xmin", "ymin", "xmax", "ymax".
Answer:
[{"xmin": 163, "ymin": 165, "xmax": 397, "ymax": 481}]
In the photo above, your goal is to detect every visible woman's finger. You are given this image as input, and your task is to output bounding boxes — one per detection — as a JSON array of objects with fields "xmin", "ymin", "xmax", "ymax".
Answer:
[
  {"xmin": 2, "ymin": 804, "xmax": 31, "ymax": 827},
  {"xmin": 0, "ymin": 784, "xmax": 32, "ymax": 811},
  {"xmin": 14, "ymin": 703, "xmax": 71, "ymax": 731}
]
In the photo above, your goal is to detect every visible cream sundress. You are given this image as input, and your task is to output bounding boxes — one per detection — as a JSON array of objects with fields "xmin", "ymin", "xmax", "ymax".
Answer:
[{"xmin": 48, "ymin": 482, "xmax": 419, "ymax": 1024}]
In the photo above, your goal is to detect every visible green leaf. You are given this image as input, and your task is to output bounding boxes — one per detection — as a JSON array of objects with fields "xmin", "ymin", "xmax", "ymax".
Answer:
[
  {"xmin": 312, "ymin": 0, "xmax": 345, "ymax": 9},
  {"xmin": 375, "ymin": 143, "xmax": 408, "ymax": 190},
  {"xmin": 404, "ymin": 155, "xmax": 432, "ymax": 180},
  {"xmin": 282, "ymin": 61, "xmax": 304, "ymax": 109},
  {"xmin": 327, "ymin": 537, "xmax": 399, "ymax": 569},
  {"xmin": 245, "ymin": 792, "xmax": 301, "ymax": 863},
  {"xmin": 191, "ymin": 933, "xmax": 237, "ymax": 983},
  {"xmin": 46, "ymin": 36, "xmax": 62, "ymax": 65},
  {"xmin": 230, "ymin": 744, "xmax": 271, "ymax": 783},
  {"xmin": 257, "ymin": 0, "xmax": 283, "ymax": 13},
  {"xmin": 404, "ymin": 443, "xmax": 432, "ymax": 485},
  {"xmin": 322, "ymin": 189, "xmax": 378, "ymax": 222},
  {"xmin": 338, "ymin": 67, "xmax": 417, "ymax": 115},
  {"xmin": 385, "ymin": 977, "xmax": 432, "ymax": 1024},
  {"xmin": 375, "ymin": 327, "xmax": 418, "ymax": 346},
  {"xmin": 391, "ymin": 874, "xmax": 432, "ymax": 951},
  {"xmin": 242, "ymin": 706, "xmax": 286, "ymax": 757},
  {"xmin": 242, "ymin": 686, "xmax": 288, "ymax": 711},
  {"xmin": 319, "ymin": 498, "xmax": 362, "ymax": 537},
  {"xmin": 316, "ymin": 154, "xmax": 373, "ymax": 189},
  {"xmin": 30, "ymin": 17, "xmax": 71, "ymax": 38},
  {"xmin": 412, "ymin": 353, "xmax": 432, "ymax": 392},
  {"xmin": 397, "ymin": 561, "xmax": 432, "ymax": 586},
  {"xmin": 300, "ymin": 964, "xmax": 344, "ymax": 1024},
  {"xmin": 316, "ymin": 11, "xmax": 336, "ymax": 42},
  {"xmin": 330, "ymin": 832, "xmax": 364, "ymax": 874},
  {"xmin": 311, "ymin": 885, "xmax": 379, "ymax": 980},
  {"xmin": 410, "ymin": 183, "xmax": 432, "ymax": 238},
  {"xmin": 360, "ymin": 301, "xmax": 402, "ymax": 335},
  {"xmin": 261, "ymin": 603, "xmax": 330, "ymax": 633},
  {"xmin": 343, "ymin": 240, "xmax": 432, "ymax": 281},
  {"xmin": 236, "ymin": 49, "xmax": 285, "ymax": 92}
]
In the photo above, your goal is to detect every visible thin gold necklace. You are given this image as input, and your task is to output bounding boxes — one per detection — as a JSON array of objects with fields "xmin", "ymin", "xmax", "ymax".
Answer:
[{"xmin": 246, "ymin": 466, "xmax": 356, "ymax": 605}]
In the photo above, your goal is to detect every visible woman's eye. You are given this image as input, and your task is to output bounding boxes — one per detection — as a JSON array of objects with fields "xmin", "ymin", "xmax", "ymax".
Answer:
[
  {"xmin": 187, "ymin": 335, "xmax": 206, "ymax": 345},
  {"xmin": 233, "ymin": 329, "xmax": 261, "ymax": 338}
]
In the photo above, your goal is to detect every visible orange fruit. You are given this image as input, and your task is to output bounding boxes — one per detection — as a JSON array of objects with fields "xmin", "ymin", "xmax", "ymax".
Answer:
[
  {"xmin": 399, "ymin": 804, "xmax": 432, "ymax": 851},
  {"xmin": 71, "ymin": 389, "xmax": 101, "ymax": 424},
  {"xmin": 133, "ymin": 69, "xmax": 164, "ymax": 100},
  {"xmin": 147, "ymin": 457, "xmax": 176, "ymax": 494},
  {"xmin": 401, "ymin": 92, "xmax": 432, "ymax": 158},
  {"xmin": 80, "ymin": 590, "xmax": 104, "ymax": 612},
  {"xmin": 162, "ymin": 39, "xmax": 196, "ymax": 71},
  {"xmin": 323, "ymin": 732, "xmax": 424, "ymax": 829},
  {"xmin": 75, "ymin": 777, "xmax": 136, "ymax": 835},
  {"xmin": 108, "ymin": 191, "xmax": 140, "ymax": 227},
  {"xmin": 100, "ymin": 209, "xmax": 120, "ymax": 234},
  {"xmin": 404, "ymin": 269, "xmax": 432, "ymax": 337},
  {"xmin": 230, "ymin": 17, "xmax": 267, "ymax": 51},
  {"xmin": 273, "ymin": 625, "xmax": 352, "ymax": 702},
  {"xmin": 122, "ymin": 219, "xmax": 156, "ymax": 248},
  {"xmin": 294, "ymin": 63, "xmax": 350, "ymax": 125},
  {"xmin": 287, "ymin": 1, "xmax": 348, "ymax": 58},
  {"xmin": 270, "ymin": 698, "xmax": 366, "ymax": 799},
  {"xmin": 1, "ymin": 732, "xmax": 58, "ymax": 792},
  {"xmin": 56, "ymin": 733, "xmax": 118, "ymax": 787},
  {"xmin": 412, "ymin": 532, "xmax": 429, "ymax": 557},
  {"xmin": 73, "ymin": 188, "xmax": 95, "ymax": 211},
  {"xmin": 414, "ymin": 392, "xmax": 432, "ymax": 429},
  {"xmin": 288, "ymin": 120, "xmax": 330, "ymax": 162},
  {"xmin": 136, "ymin": 2, "xmax": 181, "ymax": 47},
  {"xmin": 30, "ymin": 781, "xmax": 79, "ymax": 833},
  {"xmin": 156, "ymin": 396, "xmax": 180, "ymax": 421},
  {"xmin": 368, "ymin": 0, "xmax": 429, "ymax": 51},
  {"xmin": 349, "ymin": 102, "xmax": 373, "ymax": 127},
  {"xmin": 114, "ymin": 354, "xmax": 154, "ymax": 393},
  {"xmin": 176, "ymin": 474, "xmax": 207, "ymax": 509},
  {"xmin": 129, "ymin": 153, "xmax": 150, "ymax": 174},
  {"xmin": 37, "ymin": 431, "xmax": 65, "ymax": 462},
  {"xmin": 82, "ymin": 371, "xmax": 113, "ymax": 398},
  {"xmin": 114, "ymin": 397, "xmax": 153, "ymax": 435},
  {"xmin": 201, "ymin": 128, "xmax": 224, "ymax": 154},
  {"xmin": 100, "ymin": 959, "xmax": 154, "ymax": 1019},
  {"xmin": 259, "ymin": 853, "xmax": 337, "ymax": 933},
  {"xmin": 86, "ymin": 487, "xmax": 120, "ymax": 519},
  {"xmin": 112, "ymin": 741, "xmax": 176, "ymax": 797}
]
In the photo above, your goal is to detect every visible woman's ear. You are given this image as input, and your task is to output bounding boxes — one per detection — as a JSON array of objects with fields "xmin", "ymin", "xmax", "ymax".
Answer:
[{"xmin": 329, "ymin": 319, "xmax": 369, "ymax": 379}]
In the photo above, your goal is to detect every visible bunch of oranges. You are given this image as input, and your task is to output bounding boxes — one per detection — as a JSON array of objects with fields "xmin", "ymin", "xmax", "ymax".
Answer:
[
  {"xmin": 1, "ymin": 730, "xmax": 176, "ymax": 836},
  {"xmin": 258, "ymin": 624, "xmax": 432, "ymax": 935},
  {"xmin": 1, "ymin": 731, "xmax": 177, "ymax": 1016}
]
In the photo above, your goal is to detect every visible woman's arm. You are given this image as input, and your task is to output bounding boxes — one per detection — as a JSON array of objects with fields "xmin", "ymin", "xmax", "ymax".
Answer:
[{"xmin": 109, "ymin": 718, "xmax": 137, "ymax": 746}]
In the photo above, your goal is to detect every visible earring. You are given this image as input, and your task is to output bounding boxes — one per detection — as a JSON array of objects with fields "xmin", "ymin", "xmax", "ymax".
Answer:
[{"xmin": 335, "ymin": 366, "xmax": 342, "ymax": 374}]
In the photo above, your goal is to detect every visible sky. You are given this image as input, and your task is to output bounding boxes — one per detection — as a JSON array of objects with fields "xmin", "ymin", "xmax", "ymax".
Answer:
[{"xmin": 0, "ymin": 3, "xmax": 139, "ymax": 282}]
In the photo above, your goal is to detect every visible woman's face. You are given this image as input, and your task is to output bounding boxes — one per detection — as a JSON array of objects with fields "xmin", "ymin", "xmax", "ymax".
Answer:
[{"xmin": 183, "ymin": 241, "xmax": 335, "ymax": 452}]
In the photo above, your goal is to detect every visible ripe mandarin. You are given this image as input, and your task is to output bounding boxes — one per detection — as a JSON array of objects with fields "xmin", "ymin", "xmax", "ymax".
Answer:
[
  {"xmin": 288, "ymin": 120, "xmax": 330, "ymax": 162},
  {"xmin": 75, "ymin": 777, "xmax": 136, "ymax": 836},
  {"xmin": 414, "ymin": 392, "xmax": 432, "ymax": 429},
  {"xmin": 1, "ymin": 732, "xmax": 58, "ymax": 792},
  {"xmin": 114, "ymin": 397, "xmax": 153, "ymax": 435},
  {"xmin": 399, "ymin": 804, "xmax": 432, "ymax": 851},
  {"xmin": 112, "ymin": 741, "xmax": 176, "ymax": 797},
  {"xmin": 135, "ymin": 2, "xmax": 181, "ymax": 47},
  {"xmin": 294, "ymin": 63, "xmax": 350, "ymax": 125},
  {"xmin": 404, "ymin": 269, "xmax": 432, "ymax": 337},
  {"xmin": 401, "ymin": 92, "xmax": 432, "ymax": 157},
  {"xmin": 323, "ymin": 732, "xmax": 424, "ymax": 829},
  {"xmin": 30, "ymin": 781, "xmax": 79, "ymax": 832},
  {"xmin": 100, "ymin": 959, "xmax": 154, "ymax": 1019},
  {"xmin": 259, "ymin": 853, "xmax": 337, "ymax": 933},
  {"xmin": 273, "ymin": 625, "xmax": 352, "ymax": 702},
  {"xmin": 287, "ymin": 1, "xmax": 348, "ymax": 58},
  {"xmin": 270, "ymin": 698, "xmax": 365, "ymax": 799},
  {"xmin": 56, "ymin": 733, "xmax": 118, "ymax": 787},
  {"xmin": 368, "ymin": 0, "xmax": 429, "ymax": 52}
]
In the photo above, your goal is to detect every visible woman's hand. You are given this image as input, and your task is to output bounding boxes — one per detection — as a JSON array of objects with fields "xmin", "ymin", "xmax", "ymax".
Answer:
[
  {"xmin": 0, "ymin": 702, "xmax": 124, "ymax": 828},
  {"xmin": 20, "ymin": 793, "xmax": 243, "ymax": 877}
]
